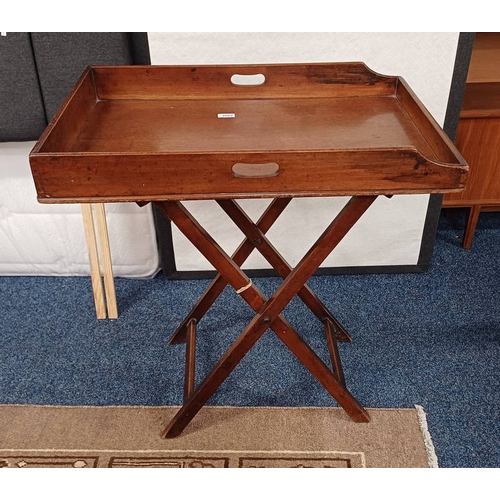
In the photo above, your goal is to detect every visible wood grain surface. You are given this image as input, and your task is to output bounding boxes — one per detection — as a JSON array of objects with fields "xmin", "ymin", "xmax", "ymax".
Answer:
[{"xmin": 29, "ymin": 63, "xmax": 468, "ymax": 203}]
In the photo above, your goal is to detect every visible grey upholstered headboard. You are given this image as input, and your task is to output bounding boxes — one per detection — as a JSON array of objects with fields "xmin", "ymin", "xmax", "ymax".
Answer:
[
  {"xmin": 0, "ymin": 33, "xmax": 46, "ymax": 141},
  {"xmin": 0, "ymin": 32, "xmax": 150, "ymax": 141}
]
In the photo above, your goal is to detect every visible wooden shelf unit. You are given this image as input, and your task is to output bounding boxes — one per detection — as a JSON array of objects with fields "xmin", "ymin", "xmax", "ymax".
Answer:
[{"xmin": 443, "ymin": 32, "xmax": 500, "ymax": 248}]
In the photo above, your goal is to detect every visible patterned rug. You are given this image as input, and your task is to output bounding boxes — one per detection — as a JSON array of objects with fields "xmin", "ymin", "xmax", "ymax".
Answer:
[{"xmin": 0, "ymin": 405, "xmax": 437, "ymax": 468}]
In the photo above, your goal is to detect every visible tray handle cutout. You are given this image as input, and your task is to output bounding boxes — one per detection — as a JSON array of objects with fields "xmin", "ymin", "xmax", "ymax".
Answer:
[
  {"xmin": 230, "ymin": 73, "xmax": 266, "ymax": 86},
  {"xmin": 232, "ymin": 162, "xmax": 279, "ymax": 178}
]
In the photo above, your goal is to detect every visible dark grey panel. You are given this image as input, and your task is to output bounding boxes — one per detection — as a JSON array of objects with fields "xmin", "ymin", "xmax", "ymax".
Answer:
[
  {"xmin": 127, "ymin": 33, "xmax": 151, "ymax": 65},
  {"xmin": 444, "ymin": 33, "xmax": 475, "ymax": 142},
  {"xmin": 30, "ymin": 32, "xmax": 134, "ymax": 120},
  {"xmin": 418, "ymin": 33, "xmax": 476, "ymax": 268},
  {"xmin": 0, "ymin": 32, "xmax": 47, "ymax": 141}
]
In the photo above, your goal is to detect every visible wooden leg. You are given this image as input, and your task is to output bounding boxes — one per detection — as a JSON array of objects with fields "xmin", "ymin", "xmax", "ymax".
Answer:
[
  {"xmin": 160, "ymin": 198, "xmax": 292, "ymax": 344},
  {"xmin": 158, "ymin": 196, "xmax": 376, "ymax": 438},
  {"xmin": 93, "ymin": 204, "xmax": 118, "ymax": 319},
  {"xmin": 217, "ymin": 199, "xmax": 351, "ymax": 342},
  {"xmin": 274, "ymin": 316, "xmax": 359, "ymax": 414},
  {"xmin": 81, "ymin": 204, "xmax": 106, "ymax": 320},
  {"xmin": 183, "ymin": 319, "xmax": 197, "ymax": 401},
  {"xmin": 324, "ymin": 318, "xmax": 346, "ymax": 386},
  {"xmin": 463, "ymin": 205, "xmax": 481, "ymax": 250}
]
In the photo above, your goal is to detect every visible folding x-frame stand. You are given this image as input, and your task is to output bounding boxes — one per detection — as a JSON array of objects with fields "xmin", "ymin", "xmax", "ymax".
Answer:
[{"xmin": 155, "ymin": 195, "xmax": 377, "ymax": 438}]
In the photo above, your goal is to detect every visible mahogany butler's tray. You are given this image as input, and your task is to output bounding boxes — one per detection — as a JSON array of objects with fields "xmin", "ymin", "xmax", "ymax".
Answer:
[
  {"xmin": 29, "ymin": 63, "xmax": 467, "ymax": 203},
  {"xmin": 29, "ymin": 63, "xmax": 468, "ymax": 439}
]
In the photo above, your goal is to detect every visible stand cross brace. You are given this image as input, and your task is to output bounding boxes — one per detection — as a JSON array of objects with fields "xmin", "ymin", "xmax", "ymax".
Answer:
[{"xmin": 155, "ymin": 196, "xmax": 376, "ymax": 438}]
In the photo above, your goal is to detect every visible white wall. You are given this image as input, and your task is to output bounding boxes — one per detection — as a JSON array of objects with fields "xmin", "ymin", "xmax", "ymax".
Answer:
[{"xmin": 148, "ymin": 32, "xmax": 459, "ymax": 272}]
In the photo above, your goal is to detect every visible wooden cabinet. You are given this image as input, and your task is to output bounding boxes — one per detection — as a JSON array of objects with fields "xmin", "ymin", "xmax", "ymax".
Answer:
[{"xmin": 443, "ymin": 32, "xmax": 500, "ymax": 248}]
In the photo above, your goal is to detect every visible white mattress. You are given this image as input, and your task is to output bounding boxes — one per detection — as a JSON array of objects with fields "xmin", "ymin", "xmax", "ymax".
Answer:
[{"xmin": 0, "ymin": 142, "xmax": 159, "ymax": 277}]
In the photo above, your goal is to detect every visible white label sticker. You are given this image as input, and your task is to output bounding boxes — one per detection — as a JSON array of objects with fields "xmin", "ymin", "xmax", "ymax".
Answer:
[
  {"xmin": 1, "ymin": 32, "xmax": 6, "ymax": 37},
  {"xmin": 217, "ymin": 113, "xmax": 236, "ymax": 118}
]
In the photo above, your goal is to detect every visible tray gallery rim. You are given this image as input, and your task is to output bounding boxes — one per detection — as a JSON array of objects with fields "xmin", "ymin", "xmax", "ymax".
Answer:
[{"xmin": 29, "ymin": 62, "xmax": 468, "ymax": 204}]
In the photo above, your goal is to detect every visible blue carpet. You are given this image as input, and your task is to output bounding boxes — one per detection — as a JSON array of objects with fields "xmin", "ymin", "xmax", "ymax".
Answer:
[{"xmin": 1, "ymin": 209, "xmax": 499, "ymax": 468}]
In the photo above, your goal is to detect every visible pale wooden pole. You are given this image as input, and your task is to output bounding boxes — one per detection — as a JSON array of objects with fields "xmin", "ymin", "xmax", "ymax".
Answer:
[
  {"xmin": 81, "ymin": 204, "xmax": 106, "ymax": 319},
  {"xmin": 93, "ymin": 203, "xmax": 118, "ymax": 319}
]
